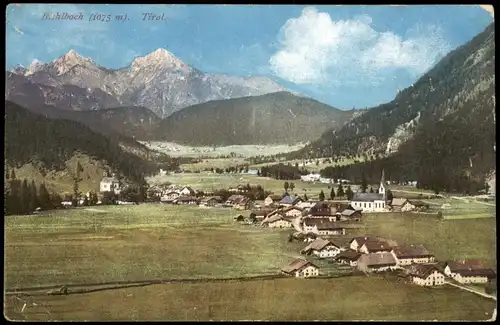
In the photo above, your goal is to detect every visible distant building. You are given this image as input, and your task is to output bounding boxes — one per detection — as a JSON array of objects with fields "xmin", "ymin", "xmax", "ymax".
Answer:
[
  {"xmin": 335, "ymin": 250, "xmax": 362, "ymax": 267},
  {"xmin": 264, "ymin": 194, "xmax": 284, "ymax": 207},
  {"xmin": 100, "ymin": 177, "xmax": 120, "ymax": 194},
  {"xmin": 350, "ymin": 170, "xmax": 389, "ymax": 212},
  {"xmin": 302, "ymin": 219, "xmax": 350, "ymax": 236},
  {"xmin": 444, "ymin": 260, "xmax": 496, "ymax": 284},
  {"xmin": 406, "ymin": 264, "xmax": 445, "ymax": 286},
  {"xmin": 392, "ymin": 245, "xmax": 435, "ymax": 266},
  {"xmin": 262, "ymin": 215, "xmax": 293, "ymax": 228},
  {"xmin": 357, "ymin": 252, "xmax": 398, "ymax": 273},
  {"xmin": 281, "ymin": 259, "xmax": 319, "ymax": 278},
  {"xmin": 301, "ymin": 238, "xmax": 341, "ymax": 258},
  {"xmin": 390, "ymin": 198, "xmax": 415, "ymax": 212}
]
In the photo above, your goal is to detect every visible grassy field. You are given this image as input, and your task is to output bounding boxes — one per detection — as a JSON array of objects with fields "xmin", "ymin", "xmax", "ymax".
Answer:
[
  {"xmin": 5, "ymin": 204, "xmax": 306, "ymax": 290},
  {"xmin": 351, "ymin": 212, "xmax": 496, "ymax": 267},
  {"xmin": 147, "ymin": 173, "xmax": 343, "ymax": 199},
  {"xmin": 5, "ymin": 203, "xmax": 497, "ymax": 321},
  {"xmin": 420, "ymin": 198, "xmax": 495, "ymax": 219},
  {"xmin": 5, "ymin": 276, "xmax": 496, "ymax": 321}
]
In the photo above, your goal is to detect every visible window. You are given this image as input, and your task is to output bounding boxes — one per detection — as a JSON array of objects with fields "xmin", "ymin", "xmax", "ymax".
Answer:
[{"xmin": 363, "ymin": 203, "xmax": 366, "ymax": 208}]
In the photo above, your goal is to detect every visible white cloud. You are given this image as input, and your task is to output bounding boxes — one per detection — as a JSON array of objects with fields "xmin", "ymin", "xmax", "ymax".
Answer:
[{"xmin": 269, "ymin": 7, "xmax": 451, "ymax": 86}]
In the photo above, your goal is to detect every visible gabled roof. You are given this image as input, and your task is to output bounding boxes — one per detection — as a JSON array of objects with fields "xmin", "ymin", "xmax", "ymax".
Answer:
[
  {"xmin": 391, "ymin": 198, "xmax": 409, "ymax": 206},
  {"xmin": 283, "ymin": 206, "xmax": 304, "ymax": 213},
  {"xmin": 101, "ymin": 177, "xmax": 118, "ymax": 183},
  {"xmin": 456, "ymin": 268, "xmax": 496, "ymax": 278},
  {"xmin": 280, "ymin": 195, "xmax": 298, "ymax": 204},
  {"xmin": 341, "ymin": 209, "xmax": 361, "ymax": 217},
  {"xmin": 362, "ymin": 240, "xmax": 393, "ymax": 253},
  {"xmin": 176, "ymin": 196, "xmax": 199, "ymax": 201},
  {"xmin": 281, "ymin": 259, "xmax": 318, "ymax": 273},
  {"xmin": 408, "ymin": 264, "xmax": 443, "ymax": 278},
  {"xmin": 267, "ymin": 194, "xmax": 283, "ymax": 201},
  {"xmin": 350, "ymin": 236, "xmax": 379, "ymax": 246},
  {"xmin": 250, "ymin": 208, "xmax": 275, "ymax": 216},
  {"xmin": 226, "ymin": 194, "xmax": 245, "ymax": 202},
  {"xmin": 445, "ymin": 260, "xmax": 485, "ymax": 272},
  {"xmin": 393, "ymin": 245, "xmax": 433, "ymax": 259},
  {"xmin": 352, "ymin": 193, "xmax": 384, "ymax": 202},
  {"xmin": 301, "ymin": 238, "xmax": 339, "ymax": 253},
  {"xmin": 336, "ymin": 249, "xmax": 362, "ymax": 261},
  {"xmin": 303, "ymin": 218, "xmax": 351, "ymax": 230},
  {"xmin": 358, "ymin": 252, "xmax": 397, "ymax": 267},
  {"xmin": 263, "ymin": 214, "xmax": 291, "ymax": 224}
]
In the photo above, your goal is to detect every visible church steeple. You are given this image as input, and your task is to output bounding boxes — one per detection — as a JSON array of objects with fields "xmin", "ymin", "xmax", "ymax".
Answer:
[{"xmin": 378, "ymin": 169, "xmax": 386, "ymax": 199}]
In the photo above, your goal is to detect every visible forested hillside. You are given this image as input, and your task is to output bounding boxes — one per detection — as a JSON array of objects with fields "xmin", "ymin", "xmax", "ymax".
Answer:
[{"xmin": 5, "ymin": 101, "xmax": 159, "ymax": 184}]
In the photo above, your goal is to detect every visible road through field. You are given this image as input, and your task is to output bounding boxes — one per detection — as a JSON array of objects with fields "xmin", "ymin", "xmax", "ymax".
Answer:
[{"xmin": 444, "ymin": 280, "xmax": 497, "ymax": 301}]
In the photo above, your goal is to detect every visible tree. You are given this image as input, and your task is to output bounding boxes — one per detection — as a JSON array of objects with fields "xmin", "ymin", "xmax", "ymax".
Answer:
[
  {"xmin": 386, "ymin": 189, "xmax": 394, "ymax": 202},
  {"xmin": 257, "ymin": 170, "xmax": 261, "ymax": 176},
  {"xmin": 29, "ymin": 180, "xmax": 39, "ymax": 212},
  {"xmin": 369, "ymin": 186, "xmax": 374, "ymax": 193},
  {"xmin": 346, "ymin": 185, "xmax": 354, "ymax": 200},
  {"xmin": 330, "ymin": 188, "xmax": 336, "ymax": 200},
  {"xmin": 295, "ymin": 162, "xmax": 299, "ymax": 169},
  {"xmin": 319, "ymin": 190, "xmax": 325, "ymax": 201},
  {"xmin": 83, "ymin": 196, "xmax": 90, "ymax": 206},
  {"xmin": 304, "ymin": 193, "xmax": 308, "ymax": 201},
  {"xmin": 20, "ymin": 179, "xmax": 30, "ymax": 214},
  {"xmin": 290, "ymin": 182, "xmax": 295, "ymax": 192},
  {"xmin": 284, "ymin": 181, "xmax": 289, "ymax": 193},
  {"xmin": 337, "ymin": 184, "xmax": 345, "ymax": 198},
  {"xmin": 39, "ymin": 183, "xmax": 51, "ymax": 210},
  {"xmin": 10, "ymin": 169, "xmax": 16, "ymax": 180},
  {"xmin": 360, "ymin": 170, "xmax": 368, "ymax": 193}
]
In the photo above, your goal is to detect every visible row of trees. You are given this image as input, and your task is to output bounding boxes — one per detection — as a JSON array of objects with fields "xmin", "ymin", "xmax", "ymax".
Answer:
[
  {"xmin": 4, "ymin": 170, "xmax": 62, "ymax": 215},
  {"xmin": 260, "ymin": 164, "xmax": 307, "ymax": 180}
]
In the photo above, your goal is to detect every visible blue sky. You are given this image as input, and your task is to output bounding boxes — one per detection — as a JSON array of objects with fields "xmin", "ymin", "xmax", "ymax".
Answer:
[{"xmin": 6, "ymin": 4, "xmax": 493, "ymax": 109}]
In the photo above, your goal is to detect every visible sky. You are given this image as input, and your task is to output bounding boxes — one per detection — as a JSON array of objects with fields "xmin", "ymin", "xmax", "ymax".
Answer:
[{"xmin": 6, "ymin": 4, "xmax": 494, "ymax": 109}]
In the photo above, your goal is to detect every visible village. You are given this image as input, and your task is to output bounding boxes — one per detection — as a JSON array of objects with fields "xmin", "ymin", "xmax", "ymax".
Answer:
[{"xmin": 86, "ymin": 169, "xmax": 497, "ymax": 295}]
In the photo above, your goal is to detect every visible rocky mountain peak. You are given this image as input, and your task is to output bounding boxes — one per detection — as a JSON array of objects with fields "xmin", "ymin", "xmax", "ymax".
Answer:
[
  {"xmin": 51, "ymin": 49, "xmax": 95, "ymax": 75},
  {"xmin": 25, "ymin": 59, "xmax": 45, "ymax": 76},
  {"xmin": 130, "ymin": 48, "xmax": 187, "ymax": 71}
]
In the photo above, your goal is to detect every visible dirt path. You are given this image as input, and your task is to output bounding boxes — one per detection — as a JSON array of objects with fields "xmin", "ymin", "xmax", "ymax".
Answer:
[{"xmin": 444, "ymin": 280, "xmax": 497, "ymax": 301}]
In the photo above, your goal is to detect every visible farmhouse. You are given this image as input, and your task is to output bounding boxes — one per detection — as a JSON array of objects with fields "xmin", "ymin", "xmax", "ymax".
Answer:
[
  {"xmin": 179, "ymin": 187, "xmax": 195, "ymax": 196},
  {"xmin": 349, "ymin": 236, "xmax": 380, "ymax": 251},
  {"xmin": 302, "ymin": 219, "xmax": 349, "ymax": 236},
  {"xmin": 161, "ymin": 191, "xmax": 180, "ymax": 203},
  {"xmin": 250, "ymin": 208, "xmax": 275, "ymax": 221},
  {"xmin": 199, "ymin": 196, "xmax": 223, "ymax": 207},
  {"xmin": 308, "ymin": 202, "xmax": 338, "ymax": 220},
  {"xmin": 357, "ymin": 252, "xmax": 398, "ymax": 273},
  {"xmin": 359, "ymin": 241, "xmax": 394, "ymax": 254},
  {"xmin": 390, "ymin": 198, "xmax": 416, "ymax": 212},
  {"xmin": 340, "ymin": 209, "xmax": 362, "ymax": 221},
  {"xmin": 301, "ymin": 238, "xmax": 341, "ymax": 258},
  {"xmin": 393, "ymin": 245, "xmax": 435, "ymax": 265},
  {"xmin": 225, "ymin": 195, "xmax": 245, "ymax": 207},
  {"xmin": 279, "ymin": 195, "xmax": 301, "ymax": 207},
  {"xmin": 406, "ymin": 264, "xmax": 446, "ymax": 286},
  {"xmin": 174, "ymin": 196, "xmax": 199, "ymax": 205},
  {"xmin": 335, "ymin": 250, "xmax": 362, "ymax": 266},
  {"xmin": 264, "ymin": 194, "xmax": 283, "ymax": 207},
  {"xmin": 261, "ymin": 215, "xmax": 293, "ymax": 228},
  {"xmin": 282, "ymin": 206, "xmax": 304, "ymax": 218},
  {"xmin": 228, "ymin": 185, "xmax": 248, "ymax": 193},
  {"xmin": 444, "ymin": 260, "xmax": 496, "ymax": 284},
  {"xmin": 235, "ymin": 197, "xmax": 253, "ymax": 210},
  {"xmin": 281, "ymin": 259, "xmax": 320, "ymax": 278},
  {"xmin": 100, "ymin": 177, "xmax": 120, "ymax": 194}
]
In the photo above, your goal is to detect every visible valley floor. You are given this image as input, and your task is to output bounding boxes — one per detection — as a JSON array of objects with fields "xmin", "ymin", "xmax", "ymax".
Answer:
[{"xmin": 4, "ymin": 203, "xmax": 496, "ymax": 321}]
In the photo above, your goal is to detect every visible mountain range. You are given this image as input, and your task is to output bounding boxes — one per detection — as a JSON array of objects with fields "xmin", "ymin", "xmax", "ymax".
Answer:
[
  {"xmin": 7, "ymin": 48, "xmax": 289, "ymax": 118},
  {"xmin": 292, "ymin": 22, "xmax": 495, "ymax": 194}
]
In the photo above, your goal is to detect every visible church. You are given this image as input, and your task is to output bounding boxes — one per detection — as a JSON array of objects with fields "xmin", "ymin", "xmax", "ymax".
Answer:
[{"xmin": 350, "ymin": 170, "xmax": 390, "ymax": 213}]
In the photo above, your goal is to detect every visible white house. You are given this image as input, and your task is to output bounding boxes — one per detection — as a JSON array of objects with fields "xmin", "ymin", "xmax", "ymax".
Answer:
[
  {"xmin": 302, "ymin": 219, "xmax": 348, "ymax": 236},
  {"xmin": 357, "ymin": 252, "xmax": 398, "ymax": 273},
  {"xmin": 300, "ymin": 173, "xmax": 321, "ymax": 182},
  {"xmin": 281, "ymin": 259, "xmax": 320, "ymax": 278},
  {"xmin": 295, "ymin": 201, "xmax": 316, "ymax": 210},
  {"xmin": 392, "ymin": 245, "xmax": 435, "ymax": 266},
  {"xmin": 407, "ymin": 264, "xmax": 446, "ymax": 286},
  {"xmin": 301, "ymin": 238, "xmax": 341, "ymax": 258},
  {"xmin": 349, "ymin": 236, "xmax": 383, "ymax": 252},
  {"xmin": 359, "ymin": 241, "xmax": 394, "ymax": 254},
  {"xmin": 350, "ymin": 170, "xmax": 389, "ymax": 213},
  {"xmin": 335, "ymin": 250, "xmax": 362, "ymax": 267},
  {"xmin": 262, "ymin": 215, "xmax": 293, "ymax": 228},
  {"xmin": 444, "ymin": 260, "xmax": 496, "ymax": 284},
  {"xmin": 100, "ymin": 177, "xmax": 120, "ymax": 194},
  {"xmin": 179, "ymin": 187, "xmax": 195, "ymax": 196},
  {"xmin": 282, "ymin": 206, "xmax": 304, "ymax": 218},
  {"xmin": 391, "ymin": 198, "xmax": 416, "ymax": 212},
  {"xmin": 264, "ymin": 194, "xmax": 283, "ymax": 207},
  {"xmin": 161, "ymin": 191, "xmax": 180, "ymax": 202}
]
